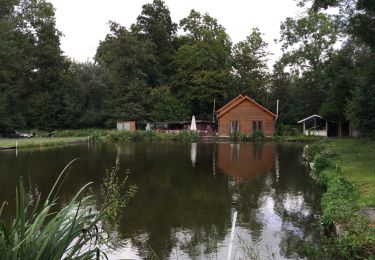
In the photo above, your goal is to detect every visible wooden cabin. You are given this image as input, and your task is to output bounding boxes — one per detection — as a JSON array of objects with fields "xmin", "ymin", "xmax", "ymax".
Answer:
[{"xmin": 217, "ymin": 95, "xmax": 276, "ymax": 137}]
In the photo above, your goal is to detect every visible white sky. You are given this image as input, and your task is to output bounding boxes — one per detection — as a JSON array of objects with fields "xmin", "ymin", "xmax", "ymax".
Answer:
[{"xmin": 48, "ymin": 0, "xmax": 303, "ymax": 67}]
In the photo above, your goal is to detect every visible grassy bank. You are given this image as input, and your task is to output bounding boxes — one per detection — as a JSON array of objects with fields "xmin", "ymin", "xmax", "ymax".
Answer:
[
  {"xmin": 106, "ymin": 130, "xmax": 200, "ymax": 142},
  {"xmin": 325, "ymin": 138, "xmax": 375, "ymax": 207},
  {"xmin": 0, "ymin": 137, "xmax": 89, "ymax": 149},
  {"xmin": 305, "ymin": 139, "xmax": 375, "ymax": 258}
]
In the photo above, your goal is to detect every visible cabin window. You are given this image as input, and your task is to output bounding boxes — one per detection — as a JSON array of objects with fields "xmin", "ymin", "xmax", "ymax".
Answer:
[
  {"xmin": 230, "ymin": 121, "xmax": 240, "ymax": 133},
  {"xmin": 258, "ymin": 121, "xmax": 263, "ymax": 131},
  {"xmin": 252, "ymin": 121, "xmax": 263, "ymax": 133},
  {"xmin": 252, "ymin": 121, "xmax": 257, "ymax": 133}
]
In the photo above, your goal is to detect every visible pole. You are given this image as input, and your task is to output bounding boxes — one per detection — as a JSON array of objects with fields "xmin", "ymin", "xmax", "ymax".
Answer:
[{"xmin": 212, "ymin": 98, "xmax": 216, "ymax": 123}]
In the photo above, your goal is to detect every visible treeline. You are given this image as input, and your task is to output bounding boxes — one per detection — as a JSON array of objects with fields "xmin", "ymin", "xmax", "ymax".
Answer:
[{"xmin": 1, "ymin": 0, "xmax": 374, "ymax": 135}]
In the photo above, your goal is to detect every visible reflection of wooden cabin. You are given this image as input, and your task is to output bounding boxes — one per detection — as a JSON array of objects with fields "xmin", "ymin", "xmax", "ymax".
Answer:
[
  {"xmin": 217, "ymin": 143, "xmax": 275, "ymax": 183},
  {"xmin": 217, "ymin": 95, "xmax": 276, "ymax": 137}
]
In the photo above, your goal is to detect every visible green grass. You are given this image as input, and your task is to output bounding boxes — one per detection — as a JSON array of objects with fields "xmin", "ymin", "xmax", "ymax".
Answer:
[
  {"xmin": 0, "ymin": 137, "xmax": 89, "ymax": 149},
  {"xmin": 304, "ymin": 138, "xmax": 375, "ymax": 258},
  {"xmin": 326, "ymin": 138, "xmax": 375, "ymax": 207}
]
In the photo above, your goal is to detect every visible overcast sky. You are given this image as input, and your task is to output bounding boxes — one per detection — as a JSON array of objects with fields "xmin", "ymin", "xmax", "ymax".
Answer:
[{"xmin": 47, "ymin": 0, "xmax": 303, "ymax": 66}]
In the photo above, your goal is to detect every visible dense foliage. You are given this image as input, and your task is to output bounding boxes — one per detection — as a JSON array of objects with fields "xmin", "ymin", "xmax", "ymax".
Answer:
[{"xmin": 1, "ymin": 0, "xmax": 374, "ymax": 136}]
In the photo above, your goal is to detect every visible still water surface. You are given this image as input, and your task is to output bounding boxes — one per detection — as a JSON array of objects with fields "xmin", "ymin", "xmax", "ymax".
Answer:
[{"xmin": 0, "ymin": 142, "xmax": 322, "ymax": 259}]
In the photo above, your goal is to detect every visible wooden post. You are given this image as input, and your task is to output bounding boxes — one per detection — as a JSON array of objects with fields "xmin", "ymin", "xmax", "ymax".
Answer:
[
  {"xmin": 325, "ymin": 120, "xmax": 328, "ymax": 137},
  {"xmin": 303, "ymin": 121, "xmax": 306, "ymax": 135}
]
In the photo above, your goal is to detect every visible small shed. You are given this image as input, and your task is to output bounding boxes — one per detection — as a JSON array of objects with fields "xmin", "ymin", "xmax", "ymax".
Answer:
[
  {"xmin": 216, "ymin": 95, "xmax": 276, "ymax": 137},
  {"xmin": 117, "ymin": 121, "xmax": 136, "ymax": 131},
  {"xmin": 297, "ymin": 115, "xmax": 327, "ymax": 136}
]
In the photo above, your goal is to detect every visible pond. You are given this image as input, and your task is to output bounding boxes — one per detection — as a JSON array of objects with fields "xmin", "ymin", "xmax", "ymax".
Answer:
[{"xmin": 0, "ymin": 142, "xmax": 322, "ymax": 259}]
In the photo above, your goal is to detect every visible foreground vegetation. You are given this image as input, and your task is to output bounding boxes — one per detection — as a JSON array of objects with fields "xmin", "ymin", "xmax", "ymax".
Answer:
[
  {"xmin": 0, "ymin": 160, "xmax": 104, "ymax": 259},
  {"xmin": 305, "ymin": 139, "xmax": 375, "ymax": 258},
  {"xmin": 0, "ymin": 152, "xmax": 136, "ymax": 258}
]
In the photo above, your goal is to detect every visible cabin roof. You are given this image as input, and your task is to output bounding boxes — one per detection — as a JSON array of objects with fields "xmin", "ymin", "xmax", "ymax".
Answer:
[
  {"xmin": 297, "ymin": 114, "xmax": 324, "ymax": 124},
  {"xmin": 217, "ymin": 95, "xmax": 276, "ymax": 119}
]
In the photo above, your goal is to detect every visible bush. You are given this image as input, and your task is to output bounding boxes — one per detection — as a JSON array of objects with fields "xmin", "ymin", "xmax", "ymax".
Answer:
[
  {"xmin": 106, "ymin": 130, "xmax": 199, "ymax": 142},
  {"xmin": 252, "ymin": 130, "xmax": 264, "ymax": 141},
  {"xmin": 305, "ymin": 141, "xmax": 325, "ymax": 161},
  {"xmin": 313, "ymin": 154, "xmax": 333, "ymax": 174},
  {"xmin": 276, "ymin": 123, "xmax": 302, "ymax": 136}
]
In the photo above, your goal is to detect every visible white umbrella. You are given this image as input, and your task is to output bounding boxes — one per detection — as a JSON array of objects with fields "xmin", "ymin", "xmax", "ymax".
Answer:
[{"xmin": 190, "ymin": 115, "xmax": 197, "ymax": 131}]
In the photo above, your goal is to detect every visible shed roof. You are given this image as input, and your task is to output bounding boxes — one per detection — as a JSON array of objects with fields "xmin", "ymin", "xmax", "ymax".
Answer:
[
  {"xmin": 217, "ymin": 95, "xmax": 276, "ymax": 119},
  {"xmin": 297, "ymin": 114, "xmax": 324, "ymax": 124}
]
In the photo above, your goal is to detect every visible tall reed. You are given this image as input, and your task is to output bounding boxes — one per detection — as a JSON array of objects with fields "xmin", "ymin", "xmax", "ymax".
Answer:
[{"xmin": 0, "ymin": 160, "xmax": 106, "ymax": 259}]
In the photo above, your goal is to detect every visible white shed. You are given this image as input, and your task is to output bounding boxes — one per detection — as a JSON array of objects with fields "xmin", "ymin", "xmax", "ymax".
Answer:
[{"xmin": 298, "ymin": 114, "xmax": 328, "ymax": 137}]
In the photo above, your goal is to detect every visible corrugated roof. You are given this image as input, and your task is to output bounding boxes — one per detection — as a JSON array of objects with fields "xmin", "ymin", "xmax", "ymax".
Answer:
[{"xmin": 297, "ymin": 114, "xmax": 323, "ymax": 124}]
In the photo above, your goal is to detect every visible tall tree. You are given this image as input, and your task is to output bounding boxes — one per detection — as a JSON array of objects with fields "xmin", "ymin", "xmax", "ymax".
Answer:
[
  {"xmin": 320, "ymin": 44, "xmax": 354, "ymax": 135},
  {"xmin": 25, "ymin": 0, "xmax": 67, "ymax": 130},
  {"xmin": 278, "ymin": 11, "xmax": 341, "ymax": 118},
  {"xmin": 310, "ymin": 0, "xmax": 375, "ymax": 135},
  {"xmin": 231, "ymin": 28, "xmax": 270, "ymax": 104},
  {"xmin": 171, "ymin": 10, "xmax": 232, "ymax": 119},
  {"xmin": 133, "ymin": 0, "xmax": 177, "ymax": 86},
  {"xmin": 95, "ymin": 22, "xmax": 155, "ymax": 125}
]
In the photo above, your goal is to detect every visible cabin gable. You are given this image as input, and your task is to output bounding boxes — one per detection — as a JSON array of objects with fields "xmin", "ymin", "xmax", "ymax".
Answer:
[{"xmin": 217, "ymin": 96, "xmax": 275, "ymax": 137}]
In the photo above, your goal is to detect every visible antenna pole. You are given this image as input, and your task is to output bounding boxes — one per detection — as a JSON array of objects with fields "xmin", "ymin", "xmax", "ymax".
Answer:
[{"xmin": 212, "ymin": 98, "xmax": 216, "ymax": 123}]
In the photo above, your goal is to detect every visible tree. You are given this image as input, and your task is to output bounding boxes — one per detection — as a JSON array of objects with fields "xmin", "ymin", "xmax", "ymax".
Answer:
[
  {"xmin": 150, "ymin": 86, "xmax": 189, "ymax": 121},
  {"xmin": 133, "ymin": 0, "xmax": 177, "ymax": 86},
  {"xmin": 320, "ymin": 44, "xmax": 355, "ymax": 135},
  {"xmin": 25, "ymin": 0, "xmax": 67, "ymax": 130},
  {"xmin": 278, "ymin": 11, "xmax": 341, "ymax": 119},
  {"xmin": 95, "ymin": 22, "xmax": 155, "ymax": 125},
  {"xmin": 231, "ymin": 28, "xmax": 270, "ymax": 104},
  {"xmin": 345, "ymin": 44, "xmax": 375, "ymax": 136},
  {"xmin": 309, "ymin": 0, "xmax": 375, "ymax": 135},
  {"xmin": 171, "ymin": 10, "xmax": 232, "ymax": 119},
  {"xmin": 62, "ymin": 62, "xmax": 109, "ymax": 128}
]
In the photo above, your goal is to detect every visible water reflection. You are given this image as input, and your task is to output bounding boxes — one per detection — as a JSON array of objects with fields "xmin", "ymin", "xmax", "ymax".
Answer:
[
  {"xmin": 217, "ymin": 143, "xmax": 275, "ymax": 183},
  {"xmin": 0, "ymin": 142, "xmax": 322, "ymax": 259}
]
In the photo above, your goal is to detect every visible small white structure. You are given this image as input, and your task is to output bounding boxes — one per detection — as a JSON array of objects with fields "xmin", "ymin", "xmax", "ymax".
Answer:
[
  {"xmin": 190, "ymin": 116, "xmax": 197, "ymax": 131},
  {"xmin": 298, "ymin": 114, "xmax": 328, "ymax": 137},
  {"xmin": 117, "ymin": 121, "xmax": 136, "ymax": 131}
]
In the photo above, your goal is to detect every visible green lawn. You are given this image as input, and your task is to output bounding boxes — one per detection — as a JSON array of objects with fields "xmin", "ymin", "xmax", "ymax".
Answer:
[
  {"xmin": 0, "ymin": 137, "xmax": 89, "ymax": 149},
  {"xmin": 326, "ymin": 138, "xmax": 375, "ymax": 207}
]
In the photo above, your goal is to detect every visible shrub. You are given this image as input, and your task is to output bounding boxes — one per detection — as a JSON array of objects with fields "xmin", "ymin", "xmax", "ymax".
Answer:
[
  {"xmin": 252, "ymin": 130, "xmax": 264, "ymax": 141},
  {"xmin": 276, "ymin": 123, "xmax": 302, "ymax": 136},
  {"xmin": 305, "ymin": 141, "xmax": 325, "ymax": 161},
  {"xmin": 313, "ymin": 154, "xmax": 333, "ymax": 174},
  {"xmin": 106, "ymin": 130, "xmax": 199, "ymax": 143}
]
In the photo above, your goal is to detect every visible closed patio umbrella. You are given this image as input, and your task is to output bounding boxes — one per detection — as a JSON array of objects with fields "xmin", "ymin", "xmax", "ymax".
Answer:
[{"xmin": 190, "ymin": 116, "xmax": 197, "ymax": 131}]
